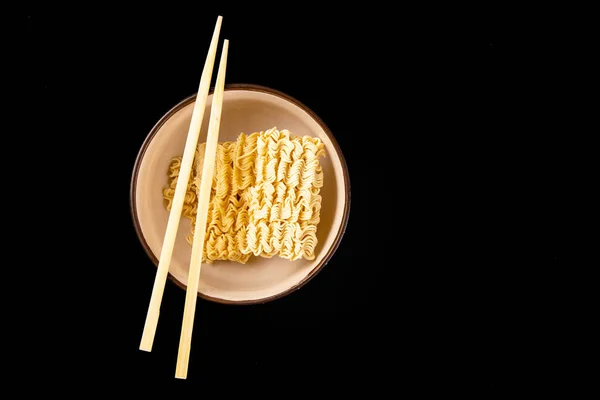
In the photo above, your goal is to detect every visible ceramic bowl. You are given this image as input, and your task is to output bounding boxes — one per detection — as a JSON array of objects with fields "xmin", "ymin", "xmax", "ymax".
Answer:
[{"xmin": 130, "ymin": 84, "xmax": 350, "ymax": 304}]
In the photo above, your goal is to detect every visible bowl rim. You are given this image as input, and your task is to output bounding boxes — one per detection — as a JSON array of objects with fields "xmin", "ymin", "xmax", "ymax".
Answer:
[{"xmin": 130, "ymin": 83, "xmax": 351, "ymax": 305}]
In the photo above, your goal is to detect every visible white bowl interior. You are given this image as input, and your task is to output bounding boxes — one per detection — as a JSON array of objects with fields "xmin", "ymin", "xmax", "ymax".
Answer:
[{"xmin": 134, "ymin": 88, "xmax": 347, "ymax": 302}]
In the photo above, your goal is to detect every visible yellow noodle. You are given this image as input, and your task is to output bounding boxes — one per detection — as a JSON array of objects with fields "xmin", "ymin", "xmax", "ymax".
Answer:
[{"xmin": 162, "ymin": 127, "xmax": 325, "ymax": 264}]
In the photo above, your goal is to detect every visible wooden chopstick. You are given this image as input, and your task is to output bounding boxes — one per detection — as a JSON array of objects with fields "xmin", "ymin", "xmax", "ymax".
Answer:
[
  {"xmin": 175, "ymin": 39, "xmax": 229, "ymax": 379},
  {"xmin": 139, "ymin": 16, "xmax": 223, "ymax": 352}
]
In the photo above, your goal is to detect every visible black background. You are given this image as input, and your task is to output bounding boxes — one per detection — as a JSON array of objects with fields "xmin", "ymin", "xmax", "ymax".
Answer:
[{"xmin": 24, "ymin": 4, "xmax": 523, "ymax": 393}]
